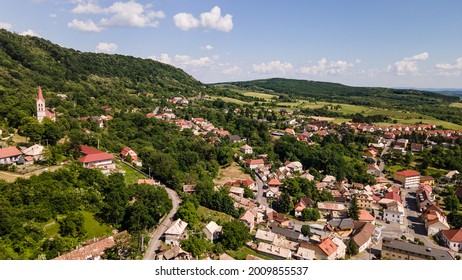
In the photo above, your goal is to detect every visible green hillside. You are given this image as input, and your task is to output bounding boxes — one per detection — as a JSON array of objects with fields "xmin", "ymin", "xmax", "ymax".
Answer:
[{"xmin": 215, "ymin": 78, "xmax": 462, "ymax": 125}]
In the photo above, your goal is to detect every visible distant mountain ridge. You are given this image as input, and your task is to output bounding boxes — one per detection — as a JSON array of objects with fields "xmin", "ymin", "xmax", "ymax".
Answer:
[{"xmin": 214, "ymin": 78, "xmax": 462, "ymax": 124}]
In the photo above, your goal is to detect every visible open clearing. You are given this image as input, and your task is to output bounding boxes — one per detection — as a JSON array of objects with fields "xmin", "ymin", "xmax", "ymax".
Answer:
[
  {"xmin": 0, "ymin": 165, "xmax": 63, "ymax": 183},
  {"xmin": 449, "ymin": 102, "xmax": 462, "ymax": 108},
  {"xmin": 213, "ymin": 162, "xmax": 252, "ymax": 186},
  {"xmin": 241, "ymin": 91, "xmax": 277, "ymax": 101}
]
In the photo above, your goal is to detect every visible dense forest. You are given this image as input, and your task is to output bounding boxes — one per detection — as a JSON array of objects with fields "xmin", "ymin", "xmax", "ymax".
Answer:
[{"xmin": 215, "ymin": 78, "xmax": 462, "ymax": 124}]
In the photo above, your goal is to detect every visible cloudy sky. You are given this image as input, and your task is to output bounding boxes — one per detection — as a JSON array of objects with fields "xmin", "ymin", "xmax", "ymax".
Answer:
[{"xmin": 1, "ymin": 0, "xmax": 462, "ymax": 88}]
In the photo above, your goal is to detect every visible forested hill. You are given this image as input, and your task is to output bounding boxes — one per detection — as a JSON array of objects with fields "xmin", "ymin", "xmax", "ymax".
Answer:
[
  {"xmin": 0, "ymin": 28, "xmax": 205, "ymax": 98},
  {"xmin": 215, "ymin": 78, "xmax": 462, "ymax": 124}
]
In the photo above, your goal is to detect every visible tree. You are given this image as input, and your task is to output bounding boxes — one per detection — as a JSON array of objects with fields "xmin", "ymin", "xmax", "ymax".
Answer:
[
  {"xmin": 349, "ymin": 195, "xmax": 359, "ymax": 220},
  {"xmin": 273, "ymin": 192, "xmax": 293, "ymax": 214},
  {"xmin": 301, "ymin": 225, "xmax": 312, "ymax": 237},
  {"xmin": 444, "ymin": 195, "xmax": 460, "ymax": 212},
  {"xmin": 220, "ymin": 220, "xmax": 251, "ymax": 250},
  {"xmin": 180, "ymin": 235, "xmax": 212, "ymax": 258},
  {"xmin": 176, "ymin": 200, "xmax": 199, "ymax": 229},
  {"xmin": 301, "ymin": 208, "xmax": 320, "ymax": 221},
  {"xmin": 58, "ymin": 212, "xmax": 85, "ymax": 238},
  {"xmin": 346, "ymin": 239, "xmax": 359, "ymax": 256}
]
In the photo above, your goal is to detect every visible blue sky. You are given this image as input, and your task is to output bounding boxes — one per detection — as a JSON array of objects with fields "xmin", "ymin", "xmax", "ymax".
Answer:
[{"xmin": 1, "ymin": 0, "xmax": 462, "ymax": 87}]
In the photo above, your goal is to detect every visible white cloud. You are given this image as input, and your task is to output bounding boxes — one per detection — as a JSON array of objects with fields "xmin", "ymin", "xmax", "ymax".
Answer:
[
  {"xmin": 148, "ymin": 53, "xmax": 172, "ymax": 64},
  {"xmin": 68, "ymin": 19, "xmax": 102, "ymax": 32},
  {"xmin": 253, "ymin": 60, "xmax": 294, "ymax": 74},
  {"xmin": 201, "ymin": 44, "xmax": 214, "ymax": 51},
  {"xmin": 173, "ymin": 13, "xmax": 199, "ymax": 31},
  {"xmin": 434, "ymin": 57, "xmax": 462, "ymax": 77},
  {"xmin": 71, "ymin": 0, "xmax": 104, "ymax": 14},
  {"xmin": 100, "ymin": 1, "xmax": 165, "ymax": 28},
  {"xmin": 20, "ymin": 29, "xmax": 40, "ymax": 37},
  {"xmin": 173, "ymin": 6, "xmax": 233, "ymax": 32},
  {"xmin": 0, "ymin": 22, "xmax": 12, "ymax": 30},
  {"xmin": 200, "ymin": 6, "xmax": 233, "ymax": 32},
  {"xmin": 70, "ymin": 1, "xmax": 165, "ymax": 29},
  {"xmin": 96, "ymin": 42, "xmax": 118, "ymax": 53},
  {"xmin": 299, "ymin": 58, "xmax": 354, "ymax": 75},
  {"xmin": 223, "ymin": 66, "xmax": 241, "ymax": 75},
  {"xmin": 49, "ymin": 14, "xmax": 57, "ymax": 18},
  {"xmin": 389, "ymin": 52, "xmax": 429, "ymax": 75},
  {"xmin": 174, "ymin": 55, "xmax": 214, "ymax": 67}
]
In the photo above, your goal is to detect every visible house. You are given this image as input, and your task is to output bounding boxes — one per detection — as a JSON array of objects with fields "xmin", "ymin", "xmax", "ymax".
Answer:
[
  {"xmin": 270, "ymin": 226, "xmax": 300, "ymax": 241},
  {"xmin": 410, "ymin": 143, "xmax": 424, "ymax": 152},
  {"xmin": 240, "ymin": 144, "xmax": 253, "ymax": 154},
  {"xmin": 317, "ymin": 202, "xmax": 348, "ymax": 219},
  {"xmin": 358, "ymin": 210, "xmax": 375, "ymax": 224},
  {"xmin": 293, "ymin": 247, "xmax": 315, "ymax": 260},
  {"xmin": 246, "ymin": 159, "xmax": 265, "ymax": 170},
  {"xmin": 300, "ymin": 172, "xmax": 314, "ymax": 181},
  {"xmin": 79, "ymin": 145, "xmax": 115, "ymax": 173},
  {"xmin": 160, "ymin": 245, "xmax": 191, "ymax": 260},
  {"xmin": 294, "ymin": 197, "xmax": 315, "ymax": 218},
  {"xmin": 331, "ymin": 237, "xmax": 347, "ymax": 259},
  {"xmin": 416, "ymin": 188, "xmax": 433, "ymax": 212},
  {"xmin": 366, "ymin": 164, "xmax": 382, "ymax": 177},
  {"xmin": 219, "ymin": 253, "xmax": 235, "ymax": 260},
  {"xmin": 351, "ymin": 222, "xmax": 375, "ymax": 253},
  {"xmin": 255, "ymin": 229, "xmax": 277, "ymax": 243},
  {"xmin": 383, "ymin": 202, "xmax": 405, "ymax": 224},
  {"xmin": 267, "ymin": 178, "xmax": 282, "ymax": 188},
  {"xmin": 381, "ymin": 237, "xmax": 454, "ymax": 260},
  {"xmin": 120, "ymin": 147, "xmax": 139, "ymax": 163},
  {"xmin": 440, "ymin": 229, "xmax": 462, "ymax": 252},
  {"xmin": 0, "ymin": 146, "xmax": 23, "ymax": 164},
  {"xmin": 317, "ymin": 237, "xmax": 339, "ymax": 260},
  {"xmin": 257, "ymin": 242, "xmax": 291, "ymax": 260},
  {"xmin": 425, "ymin": 210, "xmax": 449, "ymax": 236},
  {"xmin": 285, "ymin": 161, "xmax": 303, "ymax": 173},
  {"xmin": 394, "ymin": 170, "xmax": 420, "ymax": 188},
  {"xmin": 265, "ymin": 187, "xmax": 281, "ymax": 198},
  {"xmin": 444, "ymin": 170, "xmax": 460, "ymax": 182},
  {"xmin": 322, "ymin": 175, "xmax": 336, "ymax": 184},
  {"xmin": 239, "ymin": 210, "xmax": 256, "ymax": 232},
  {"xmin": 420, "ymin": 176, "xmax": 435, "ymax": 185},
  {"xmin": 21, "ymin": 144, "xmax": 45, "ymax": 161},
  {"xmin": 54, "ymin": 235, "xmax": 117, "ymax": 260},
  {"xmin": 357, "ymin": 193, "xmax": 380, "ymax": 210},
  {"xmin": 229, "ymin": 186, "xmax": 245, "ymax": 198},
  {"xmin": 363, "ymin": 147, "xmax": 379, "ymax": 157},
  {"xmin": 164, "ymin": 219, "xmax": 188, "ymax": 246},
  {"xmin": 203, "ymin": 221, "xmax": 222, "ymax": 242},
  {"xmin": 284, "ymin": 128, "xmax": 295, "ymax": 135},
  {"xmin": 384, "ymin": 192, "xmax": 402, "ymax": 204},
  {"xmin": 137, "ymin": 179, "xmax": 157, "ymax": 185},
  {"xmin": 182, "ymin": 184, "xmax": 196, "ymax": 194},
  {"xmin": 227, "ymin": 135, "xmax": 242, "ymax": 143},
  {"xmin": 326, "ymin": 218, "xmax": 354, "ymax": 233}
]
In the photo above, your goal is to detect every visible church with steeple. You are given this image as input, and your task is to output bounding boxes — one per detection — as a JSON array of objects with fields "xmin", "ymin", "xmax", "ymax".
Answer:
[{"xmin": 36, "ymin": 86, "xmax": 56, "ymax": 123}]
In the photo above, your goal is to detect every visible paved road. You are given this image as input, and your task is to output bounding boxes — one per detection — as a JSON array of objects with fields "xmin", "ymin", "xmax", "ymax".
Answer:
[
  {"xmin": 143, "ymin": 186, "xmax": 180, "ymax": 260},
  {"xmin": 254, "ymin": 173, "xmax": 268, "ymax": 208}
]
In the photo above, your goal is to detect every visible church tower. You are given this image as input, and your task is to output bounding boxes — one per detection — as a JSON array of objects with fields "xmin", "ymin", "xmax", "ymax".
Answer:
[{"xmin": 36, "ymin": 86, "xmax": 46, "ymax": 123}]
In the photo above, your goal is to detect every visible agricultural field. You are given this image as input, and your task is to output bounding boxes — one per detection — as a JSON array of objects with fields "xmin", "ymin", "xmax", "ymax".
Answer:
[
  {"xmin": 213, "ymin": 162, "xmax": 252, "ymax": 186},
  {"xmin": 240, "ymin": 91, "xmax": 277, "ymax": 101},
  {"xmin": 209, "ymin": 95, "xmax": 250, "ymax": 105}
]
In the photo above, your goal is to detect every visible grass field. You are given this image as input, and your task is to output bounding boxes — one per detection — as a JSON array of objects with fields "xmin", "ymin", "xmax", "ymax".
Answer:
[
  {"xmin": 226, "ymin": 246, "xmax": 274, "ymax": 260},
  {"xmin": 116, "ymin": 160, "xmax": 146, "ymax": 185},
  {"xmin": 44, "ymin": 211, "xmax": 113, "ymax": 239},
  {"xmin": 197, "ymin": 206, "xmax": 234, "ymax": 225},
  {"xmin": 213, "ymin": 162, "xmax": 252, "ymax": 186},
  {"xmin": 209, "ymin": 96, "xmax": 250, "ymax": 105},
  {"xmin": 241, "ymin": 91, "xmax": 277, "ymax": 101},
  {"xmin": 449, "ymin": 102, "xmax": 462, "ymax": 108}
]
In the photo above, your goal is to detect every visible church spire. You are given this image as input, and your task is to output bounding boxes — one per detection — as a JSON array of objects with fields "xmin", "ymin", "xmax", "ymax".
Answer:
[{"xmin": 37, "ymin": 86, "xmax": 44, "ymax": 101}]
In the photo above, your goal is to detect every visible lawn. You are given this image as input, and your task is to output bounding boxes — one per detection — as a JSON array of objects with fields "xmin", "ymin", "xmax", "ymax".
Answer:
[
  {"xmin": 197, "ymin": 206, "xmax": 234, "ymax": 227},
  {"xmin": 81, "ymin": 211, "xmax": 114, "ymax": 238},
  {"xmin": 116, "ymin": 160, "xmax": 146, "ymax": 185},
  {"xmin": 209, "ymin": 96, "xmax": 250, "ymax": 105},
  {"xmin": 226, "ymin": 246, "xmax": 274, "ymax": 260}
]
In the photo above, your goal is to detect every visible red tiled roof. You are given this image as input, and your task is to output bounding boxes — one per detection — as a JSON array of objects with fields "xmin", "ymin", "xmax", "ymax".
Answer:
[
  {"xmin": 79, "ymin": 153, "xmax": 113, "ymax": 163},
  {"xmin": 80, "ymin": 145, "xmax": 104, "ymax": 155},
  {"xmin": 0, "ymin": 146, "xmax": 22, "ymax": 159},
  {"xmin": 246, "ymin": 159, "xmax": 264, "ymax": 165},
  {"xmin": 358, "ymin": 210, "xmax": 375, "ymax": 221},
  {"xmin": 384, "ymin": 192, "xmax": 402, "ymax": 204},
  {"xmin": 395, "ymin": 170, "xmax": 420, "ymax": 177},
  {"xmin": 441, "ymin": 229, "xmax": 462, "ymax": 242},
  {"xmin": 267, "ymin": 178, "xmax": 282, "ymax": 186},
  {"xmin": 318, "ymin": 238, "xmax": 338, "ymax": 256},
  {"xmin": 120, "ymin": 147, "xmax": 135, "ymax": 157},
  {"xmin": 138, "ymin": 179, "xmax": 155, "ymax": 185}
]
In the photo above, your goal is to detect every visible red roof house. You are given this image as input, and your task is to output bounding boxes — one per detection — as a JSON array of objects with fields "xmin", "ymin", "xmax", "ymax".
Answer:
[
  {"xmin": 0, "ymin": 146, "xmax": 23, "ymax": 164},
  {"xmin": 79, "ymin": 145, "xmax": 115, "ymax": 171}
]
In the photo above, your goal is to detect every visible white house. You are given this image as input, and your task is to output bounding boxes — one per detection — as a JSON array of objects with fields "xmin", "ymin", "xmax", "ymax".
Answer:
[
  {"xmin": 0, "ymin": 146, "xmax": 23, "ymax": 165},
  {"xmin": 240, "ymin": 144, "xmax": 253, "ymax": 154},
  {"xmin": 203, "ymin": 221, "xmax": 222, "ymax": 242},
  {"xmin": 164, "ymin": 219, "xmax": 188, "ymax": 246},
  {"xmin": 440, "ymin": 229, "xmax": 462, "ymax": 252},
  {"xmin": 383, "ymin": 203, "xmax": 405, "ymax": 224}
]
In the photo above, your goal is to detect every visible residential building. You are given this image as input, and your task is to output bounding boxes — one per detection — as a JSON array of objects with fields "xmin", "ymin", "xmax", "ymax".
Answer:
[
  {"xmin": 78, "ymin": 145, "xmax": 115, "ymax": 173},
  {"xmin": 257, "ymin": 242, "xmax": 291, "ymax": 260},
  {"xmin": 255, "ymin": 229, "xmax": 277, "ymax": 243},
  {"xmin": 0, "ymin": 146, "xmax": 23, "ymax": 164},
  {"xmin": 351, "ymin": 222, "xmax": 375, "ymax": 253},
  {"xmin": 239, "ymin": 210, "xmax": 256, "ymax": 232},
  {"xmin": 332, "ymin": 237, "xmax": 347, "ymax": 259},
  {"xmin": 21, "ymin": 144, "xmax": 44, "ymax": 161},
  {"xmin": 358, "ymin": 210, "xmax": 376, "ymax": 224},
  {"xmin": 294, "ymin": 197, "xmax": 315, "ymax": 218},
  {"xmin": 394, "ymin": 170, "xmax": 420, "ymax": 188},
  {"xmin": 440, "ymin": 229, "xmax": 462, "ymax": 252},
  {"xmin": 381, "ymin": 238, "xmax": 453, "ymax": 260},
  {"xmin": 383, "ymin": 203, "xmax": 405, "ymax": 224},
  {"xmin": 317, "ymin": 238, "xmax": 339, "ymax": 260},
  {"xmin": 293, "ymin": 247, "xmax": 315, "ymax": 260},
  {"xmin": 229, "ymin": 186, "xmax": 245, "ymax": 198},
  {"xmin": 246, "ymin": 159, "xmax": 265, "ymax": 170},
  {"xmin": 420, "ymin": 176, "xmax": 435, "ymax": 185},
  {"xmin": 203, "ymin": 221, "xmax": 222, "ymax": 242},
  {"xmin": 267, "ymin": 178, "xmax": 282, "ymax": 188},
  {"xmin": 120, "ymin": 147, "xmax": 139, "ymax": 163},
  {"xmin": 444, "ymin": 170, "xmax": 460, "ymax": 182},
  {"xmin": 285, "ymin": 161, "xmax": 303, "ymax": 173},
  {"xmin": 164, "ymin": 219, "xmax": 188, "ymax": 246},
  {"xmin": 240, "ymin": 144, "xmax": 253, "ymax": 154}
]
